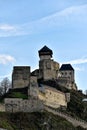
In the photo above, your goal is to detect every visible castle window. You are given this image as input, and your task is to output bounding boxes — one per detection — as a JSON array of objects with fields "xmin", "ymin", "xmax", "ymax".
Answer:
[
  {"xmin": 32, "ymin": 104, "xmax": 34, "ymax": 107},
  {"xmin": 69, "ymin": 72, "xmax": 71, "ymax": 75},
  {"xmin": 11, "ymin": 101, "xmax": 13, "ymax": 103},
  {"xmin": 68, "ymin": 76, "xmax": 70, "ymax": 79},
  {"xmin": 62, "ymin": 72, "xmax": 63, "ymax": 75},
  {"xmin": 65, "ymin": 72, "xmax": 67, "ymax": 75},
  {"xmin": 18, "ymin": 101, "xmax": 20, "ymax": 104},
  {"xmin": 25, "ymin": 101, "xmax": 27, "ymax": 104}
]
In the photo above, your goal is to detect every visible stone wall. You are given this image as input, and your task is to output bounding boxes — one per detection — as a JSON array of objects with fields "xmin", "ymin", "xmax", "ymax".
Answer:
[
  {"xmin": 12, "ymin": 66, "xmax": 30, "ymax": 89},
  {"xmin": 57, "ymin": 77, "xmax": 72, "ymax": 89},
  {"xmin": 29, "ymin": 76, "xmax": 39, "ymax": 98},
  {"xmin": 38, "ymin": 85, "xmax": 67, "ymax": 109},
  {"xmin": 59, "ymin": 70, "xmax": 74, "ymax": 83},
  {"xmin": 5, "ymin": 98, "xmax": 43, "ymax": 112},
  {"xmin": 23, "ymin": 97, "xmax": 43, "ymax": 112},
  {"xmin": 0, "ymin": 104, "xmax": 5, "ymax": 112},
  {"xmin": 57, "ymin": 77, "xmax": 77, "ymax": 90},
  {"xmin": 5, "ymin": 98, "xmax": 23, "ymax": 112},
  {"xmin": 39, "ymin": 59, "xmax": 59, "ymax": 80}
]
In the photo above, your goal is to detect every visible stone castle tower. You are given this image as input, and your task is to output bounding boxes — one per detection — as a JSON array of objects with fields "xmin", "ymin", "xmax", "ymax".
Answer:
[
  {"xmin": 59, "ymin": 64, "xmax": 75, "ymax": 83},
  {"xmin": 38, "ymin": 46, "xmax": 60, "ymax": 80},
  {"xmin": 58, "ymin": 64, "xmax": 77, "ymax": 90},
  {"xmin": 12, "ymin": 66, "xmax": 30, "ymax": 88}
]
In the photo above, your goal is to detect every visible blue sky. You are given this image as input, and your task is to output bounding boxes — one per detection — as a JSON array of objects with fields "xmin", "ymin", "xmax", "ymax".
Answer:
[{"xmin": 0, "ymin": 0, "xmax": 87, "ymax": 91}]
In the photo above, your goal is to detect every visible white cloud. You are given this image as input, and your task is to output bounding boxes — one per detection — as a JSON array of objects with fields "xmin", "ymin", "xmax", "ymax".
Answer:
[
  {"xmin": 0, "ymin": 55, "xmax": 15, "ymax": 65},
  {"xmin": 0, "ymin": 24, "xmax": 15, "ymax": 31},
  {"xmin": 0, "ymin": 4, "xmax": 87, "ymax": 37},
  {"xmin": 74, "ymin": 67, "xmax": 85, "ymax": 72},
  {"xmin": 0, "ymin": 24, "xmax": 27, "ymax": 37},
  {"xmin": 0, "ymin": 73, "xmax": 11, "ymax": 80},
  {"xmin": 62, "ymin": 57, "xmax": 87, "ymax": 72},
  {"xmin": 66, "ymin": 57, "xmax": 87, "ymax": 65},
  {"xmin": 34, "ymin": 4, "xmax": 87, "ymax": 27}
]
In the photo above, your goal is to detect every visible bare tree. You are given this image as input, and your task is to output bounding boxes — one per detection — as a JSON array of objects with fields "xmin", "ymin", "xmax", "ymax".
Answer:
[
  {"xmin": 0, "ymin": 87, "xmax": 3, "ymax": 96},
  {"xmin": 0, "ymin": 77, "xmax": 11, "ymax": 95}
]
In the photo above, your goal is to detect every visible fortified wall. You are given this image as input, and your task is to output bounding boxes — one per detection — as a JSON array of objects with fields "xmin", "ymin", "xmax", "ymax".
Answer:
[
  {"xmin": 38, "ymin": 85, "xmax": 69, "ymax": 109},
  {"xmin": 5, "ymin": 98, "xmax": 43, "ymax": 112}
]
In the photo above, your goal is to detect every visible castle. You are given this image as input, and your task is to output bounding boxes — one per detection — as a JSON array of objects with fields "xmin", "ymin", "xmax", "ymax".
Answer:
[
  {"xmin": 4, "ymin": 46, "xmax": 77, "ymax": 112},
  {"xmin": 12, "ymin": 45, "xmax": 77, "ymax": 90}
]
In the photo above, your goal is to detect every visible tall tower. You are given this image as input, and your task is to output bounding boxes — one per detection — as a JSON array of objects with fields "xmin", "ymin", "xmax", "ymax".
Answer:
[
  {"xmin": 12, "ymin": 66, "xmax": 30, "ymax": 89},
  {"xmin": 38, "ymin": 46, "xmax": 59, "ymax": 80},
  {"xmin": 38, "ymin": 45, "xmax": 53, "ymax": 60}
]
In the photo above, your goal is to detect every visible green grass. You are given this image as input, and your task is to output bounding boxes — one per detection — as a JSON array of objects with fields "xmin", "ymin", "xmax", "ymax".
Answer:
[{"xmin": 9, "ymin": 92, "xmax": 28, "ymax": 99}]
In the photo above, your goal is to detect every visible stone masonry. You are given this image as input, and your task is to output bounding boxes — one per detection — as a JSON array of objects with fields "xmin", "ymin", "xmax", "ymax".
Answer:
[
  {"xmin": 5, "ymin": 98, "xmax": 43, "ymax": 112},
  {"xmin": 38, "ymin": 46, "xmax": 60, "ymax": 80},
  {"xmin": 38, "ymin": 85, "xmax": 68, "ymax": 109},
  {"xmin": 12, "ymin": 66, "xmax": 30, "ymax": 89}
]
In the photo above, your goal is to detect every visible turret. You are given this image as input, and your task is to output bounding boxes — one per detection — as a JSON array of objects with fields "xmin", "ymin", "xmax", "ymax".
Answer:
[
  {"xmin": 59, "ymin": 64, "xmax": 74, "ymax": 83},
  {"xmin": 38, "ymin": 45, "xmax": 53, "ymax": 60}
]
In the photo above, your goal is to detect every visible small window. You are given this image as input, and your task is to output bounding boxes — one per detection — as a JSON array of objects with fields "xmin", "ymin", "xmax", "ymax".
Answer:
[
  {"xmin": 62, "ymin": 72, "xmax": 63, "ymax": 75},
  {"xmin": 65, "ymin": 72, "xmax": 67, "ymax": 75},
  {"xmin": 18, "ymin": 101, "xmax": 20, "ymax": 104},
  {"xmin": 69, "ymin": 72, "xmax": 71, "ymax": 75},
  {"xmin": 11, "ymin": 101, "xmax": 13, "ymax": 103}
]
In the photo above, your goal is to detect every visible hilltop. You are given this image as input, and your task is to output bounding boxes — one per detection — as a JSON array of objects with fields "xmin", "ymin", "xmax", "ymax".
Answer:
[{"xmin": 0, "ymin": 46, "xmax": 87, "ymax": 130}]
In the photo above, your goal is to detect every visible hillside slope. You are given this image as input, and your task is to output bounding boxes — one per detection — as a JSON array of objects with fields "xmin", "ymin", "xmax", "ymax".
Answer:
[{"xmin": 0, "ymin": 111, "xmax": 86, "ymax": 130}]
